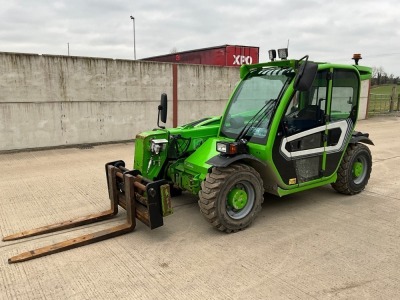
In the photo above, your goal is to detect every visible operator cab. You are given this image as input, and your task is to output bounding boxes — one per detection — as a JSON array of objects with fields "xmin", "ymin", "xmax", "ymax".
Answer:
[
  {"xmin": 274, "ymin": 66, "xmax": 361, "ymax": 186},
  {"xmin": 215, "ymin": 55, "xmax": 363, "ymax": 190}
]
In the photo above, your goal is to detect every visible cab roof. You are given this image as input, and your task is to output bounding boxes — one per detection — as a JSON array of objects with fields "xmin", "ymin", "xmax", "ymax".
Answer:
[{"xmin": 240, "ymin": 59, "xmax": 372, "ymax": 81}]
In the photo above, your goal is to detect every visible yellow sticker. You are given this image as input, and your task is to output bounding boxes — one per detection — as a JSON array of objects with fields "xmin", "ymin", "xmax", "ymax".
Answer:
[{"xmin": 289, "ymin": 178, "xmax": 297, "ymax": 185}]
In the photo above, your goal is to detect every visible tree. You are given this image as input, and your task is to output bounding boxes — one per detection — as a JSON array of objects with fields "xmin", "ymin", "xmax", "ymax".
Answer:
[
  {"xmin": 372, "ymin": 66, "xmax": 384, "ymax": 79},
  {"xmin": 372, "ymin": 66, "xmax": 386, "ymax": 85},
  {"xmin": 371, "ymin": 66, "xmax": 399, "ymax": 85}
]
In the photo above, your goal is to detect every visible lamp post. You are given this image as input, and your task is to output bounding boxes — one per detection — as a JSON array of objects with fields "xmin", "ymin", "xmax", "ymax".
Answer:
[{"xmin": 130, "ymin": 15, "xmax": 136, "ymax": 60}]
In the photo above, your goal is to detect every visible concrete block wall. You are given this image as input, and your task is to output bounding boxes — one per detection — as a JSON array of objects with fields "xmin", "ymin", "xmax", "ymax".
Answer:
[
  {"xmin": 358, "ymin": 80, "xmax": 370, "ymax": 120},
  {"xmin": 0, "ymin": 52, "xmax": 370, "ymax": 151},
  {"xmin": 176, "ymin": 64, "xmax": 239, "ymax": 125},
  {"xmin": 0, "ymin": 52, "xmax": 239, "ymax": 151}
]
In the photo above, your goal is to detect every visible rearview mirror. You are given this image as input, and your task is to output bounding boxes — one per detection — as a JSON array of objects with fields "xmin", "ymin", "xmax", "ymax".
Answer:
[
  {"xmin": 160, "ymin": 93, "xmax": 168, "ymax": 123},
  {"xmin": 294, "ymin": 59, "xmax": 318, "ymax": 92},
  {"xmin": 157, "ymin": 93, "xmax": 168, "ymax": 129}
]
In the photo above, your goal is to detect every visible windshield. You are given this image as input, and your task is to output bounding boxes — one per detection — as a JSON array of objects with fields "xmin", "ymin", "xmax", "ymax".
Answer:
[{"xmin": 220, "ymin": 67, "xmax": 294, "ymax": 143}]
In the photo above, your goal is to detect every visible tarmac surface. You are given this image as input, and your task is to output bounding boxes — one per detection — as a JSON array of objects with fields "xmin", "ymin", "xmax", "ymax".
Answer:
[{"xmin": 1, "ymin": 115, "xmax": 400, "ymax": 299}]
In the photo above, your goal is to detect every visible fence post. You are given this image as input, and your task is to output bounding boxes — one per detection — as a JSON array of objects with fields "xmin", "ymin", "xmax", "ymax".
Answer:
[
  {"xmin": 398, "ymin": 93, "xmax": 400, "ymax": 111},
  {"xmin": 390, "ymin": 86, "xmax": 396, "ymax": 112}
]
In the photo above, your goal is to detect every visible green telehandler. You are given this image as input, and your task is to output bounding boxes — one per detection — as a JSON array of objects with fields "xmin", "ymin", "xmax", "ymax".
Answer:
[{"xmin": 4, "ymin": 51, "xmax": 373, "ymax": 263}]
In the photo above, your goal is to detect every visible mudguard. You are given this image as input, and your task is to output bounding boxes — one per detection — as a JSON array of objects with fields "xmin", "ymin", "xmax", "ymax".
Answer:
[
  {"xmin": 206, "ymin": 154, "xmax": 266, "ymax": 168},
  {"xmin": 350, "ymin": 131, "xmax": 374, "ymax": 145}
]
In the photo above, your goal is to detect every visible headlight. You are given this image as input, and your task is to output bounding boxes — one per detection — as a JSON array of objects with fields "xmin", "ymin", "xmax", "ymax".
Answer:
[
  {"xmin": 216, "ymin": 141, "xmax": 248, "ymax": 156},
  {"xmin": 216, "ymin": 142, "xmax": 227, "ymax": 153},
  {"xmin": 150, "ymin": 139, "xmax": 168, "ymax": 155}
]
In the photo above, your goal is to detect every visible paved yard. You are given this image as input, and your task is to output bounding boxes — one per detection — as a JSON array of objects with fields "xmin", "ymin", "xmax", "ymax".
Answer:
[{"xmin": 1, "ymin": 115, "xmax": 400, "ymax": 299}]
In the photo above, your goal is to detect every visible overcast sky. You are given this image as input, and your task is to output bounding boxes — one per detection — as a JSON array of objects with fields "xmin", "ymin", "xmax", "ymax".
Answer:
[{"xmin": 1, "ymin": 0, "xmax": 399, "ymax": 76}]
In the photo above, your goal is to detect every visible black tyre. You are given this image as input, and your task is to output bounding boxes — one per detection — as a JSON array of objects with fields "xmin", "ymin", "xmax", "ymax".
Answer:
[
  {"xmin": 198, "ymin": 163, "xmax": 264, "ymax": 233},
  {"xmin": 332, "ymin": 143, "xmax": 372, "ymax": 195}
]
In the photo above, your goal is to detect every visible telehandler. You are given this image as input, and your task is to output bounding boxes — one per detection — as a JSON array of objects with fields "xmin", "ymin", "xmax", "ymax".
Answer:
[{"xmin": 4, "ymin": 50, "xmax": 373, "ymax": 263}]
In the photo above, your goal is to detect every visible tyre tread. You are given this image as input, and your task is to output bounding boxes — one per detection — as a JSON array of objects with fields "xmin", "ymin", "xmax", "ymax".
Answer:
[
  {"xmin": 332, "ymin": 143, "xmax": 372, "ymax": 195},
  {"xmin": 198, "ymin": 163, "xmax": 264, "ymax": 233}
]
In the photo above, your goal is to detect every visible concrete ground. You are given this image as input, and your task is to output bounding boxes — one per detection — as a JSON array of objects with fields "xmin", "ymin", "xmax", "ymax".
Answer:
[{"xmin": 1, "ymin": 115, "xmax": 400, "ymax": 299}]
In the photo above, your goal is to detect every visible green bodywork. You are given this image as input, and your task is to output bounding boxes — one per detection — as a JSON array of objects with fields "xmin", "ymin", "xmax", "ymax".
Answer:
[
  {"xmin": 132, "ymin": 59, "xmax": 372, "ymax": 198},
  {"xmin": 134, "ymin": 117, "xmax": 221, "ymax": 194}
]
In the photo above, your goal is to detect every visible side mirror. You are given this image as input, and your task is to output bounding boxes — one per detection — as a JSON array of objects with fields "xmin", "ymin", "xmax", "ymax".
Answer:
[
  {"xmin": 294, "ymin": 60, "xmax": 318, "ymax": 92},
  {"xmin": 157, "ymin": 93, "xmax": 168, "ymax": 129}
]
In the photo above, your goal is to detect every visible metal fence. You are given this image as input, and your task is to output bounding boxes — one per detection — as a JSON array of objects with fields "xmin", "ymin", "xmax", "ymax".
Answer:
[{"xmin": 368, "ymin": 93, "xmax": 400, "ymax": 114}]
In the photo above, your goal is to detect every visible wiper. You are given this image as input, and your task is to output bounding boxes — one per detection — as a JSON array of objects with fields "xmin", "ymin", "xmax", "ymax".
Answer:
[{"xmin": 235, "ymin": 99, "xmax": 277, "ymax": 142}]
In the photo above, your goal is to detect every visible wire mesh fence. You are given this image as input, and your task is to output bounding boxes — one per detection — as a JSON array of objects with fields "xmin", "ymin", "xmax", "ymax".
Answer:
[{"xmin": 369, "ymin": 93, "xmax": 400, "ymax": 114}]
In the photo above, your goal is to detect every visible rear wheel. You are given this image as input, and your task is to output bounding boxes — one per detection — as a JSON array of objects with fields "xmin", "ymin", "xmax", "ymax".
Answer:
[
  {"xmin": 198, "ymin": 163, "xmax": 264, "ymax": 233},
  {"xmin": 332, "ymin": 143, "xmax": 372, "ymax": 195}
]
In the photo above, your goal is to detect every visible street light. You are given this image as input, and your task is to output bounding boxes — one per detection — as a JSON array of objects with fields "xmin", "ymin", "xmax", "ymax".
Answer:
[{"xmin": 130, "ymin": 15, "xmax": 136, "ymax": 60}]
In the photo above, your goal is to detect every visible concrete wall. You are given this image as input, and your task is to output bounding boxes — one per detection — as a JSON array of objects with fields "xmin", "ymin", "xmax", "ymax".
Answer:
[
  {"xmin": 358, "ymin": 79, "xmax": 370, "ymax": 120},
  {"xmin": 0, "ymin": 52, "xmax": 370, "ymax": 151},
  {"xmin": 0, "ymin": 52, "xmax": 238, "ymax": 151},
  {"xmin": 177, "ymin": 64, "xmax": 239, "ymax": 125}
]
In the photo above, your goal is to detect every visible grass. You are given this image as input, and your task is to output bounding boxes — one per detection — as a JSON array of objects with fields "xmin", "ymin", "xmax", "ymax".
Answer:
[{"xmin": 370, "ymin": 84, "xmax": 398, "ymax": 95}]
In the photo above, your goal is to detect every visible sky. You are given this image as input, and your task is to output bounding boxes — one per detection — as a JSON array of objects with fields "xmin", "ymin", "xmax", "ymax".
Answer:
[{"xmin": 1, "ymin": 0, "xmax": 399, "ymax": 76}]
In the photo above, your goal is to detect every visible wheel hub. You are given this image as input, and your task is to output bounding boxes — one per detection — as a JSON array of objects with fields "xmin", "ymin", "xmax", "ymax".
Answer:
[
  {"xmin": 227, "ymin": 188, "xmax": 248, "ymax": 210},
  {"xmin": 353, "ymin": 161, "xmax": 364, "ymax": 178}
]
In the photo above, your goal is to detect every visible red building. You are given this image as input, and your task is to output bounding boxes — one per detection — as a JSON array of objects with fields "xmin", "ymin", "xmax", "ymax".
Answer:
[{"xmin": 141, "ymin": 45, "xmax": 259, "ymax": 67}]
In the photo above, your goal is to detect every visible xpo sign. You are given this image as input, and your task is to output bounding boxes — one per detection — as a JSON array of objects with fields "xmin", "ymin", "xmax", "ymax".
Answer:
[
  {"xmin": 226, "ymin": 46, "xmax": 259, "ymax": 67},
  {"xmin": 233, "ymin": 55, "xmax": 253, "ymax": 65}
]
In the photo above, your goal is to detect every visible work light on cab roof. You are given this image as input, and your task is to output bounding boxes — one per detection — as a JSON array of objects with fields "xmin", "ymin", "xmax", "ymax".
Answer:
[{"xmin": 268, "ymin": 48, "xmax": 289, "ymax": 61}]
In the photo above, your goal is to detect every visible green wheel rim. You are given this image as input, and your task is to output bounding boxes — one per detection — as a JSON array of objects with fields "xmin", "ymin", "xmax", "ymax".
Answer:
[
  {"xmin": 226, "ymin": 181, "xmax": 254, "ymax": 220},
  {"xmin": 227, "ymin": 188, "xmax": 248, "ymax": 210},
  {"xmin": 353, "ymin": 162, "xmax": 363, "ymax": 178},
  {"xmin": 352, "ymin": 156, "xmax": 367, "ymax": 185}
]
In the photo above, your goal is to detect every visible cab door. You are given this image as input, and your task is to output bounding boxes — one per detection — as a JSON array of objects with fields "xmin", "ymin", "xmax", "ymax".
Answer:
[
  {"xmin": 323, "ymin": 69, "xmax": 360, "ymax": 177},
  {"xmin": 273, "ymin": 69, "xmax": 330, "ymax": 186}
]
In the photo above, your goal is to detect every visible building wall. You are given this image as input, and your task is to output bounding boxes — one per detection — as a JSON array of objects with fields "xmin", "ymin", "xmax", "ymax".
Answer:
[
  {"xmin": 177, "ymin": 64, "xmax": 239, "ymax": 125},
  {"xmin": 358, "ymin": 79, "xmax": 370, "ymax": 120},
  {"xmin": 0, "ymin": 53, "xmax": 238, "ymax": 151},
  {"xmin": 0, "ymin": 52, "xmax": 370, "ymax": 151}
]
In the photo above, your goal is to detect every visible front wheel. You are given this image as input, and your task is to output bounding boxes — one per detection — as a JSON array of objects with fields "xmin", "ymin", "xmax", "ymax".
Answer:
[
  {"xmin": 332, "ymin": 143, "xmax": 372, "ymax": 195},
  {"xmin": 198, "ymin": 163, "xmax": 264, "ymax": 233}
]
